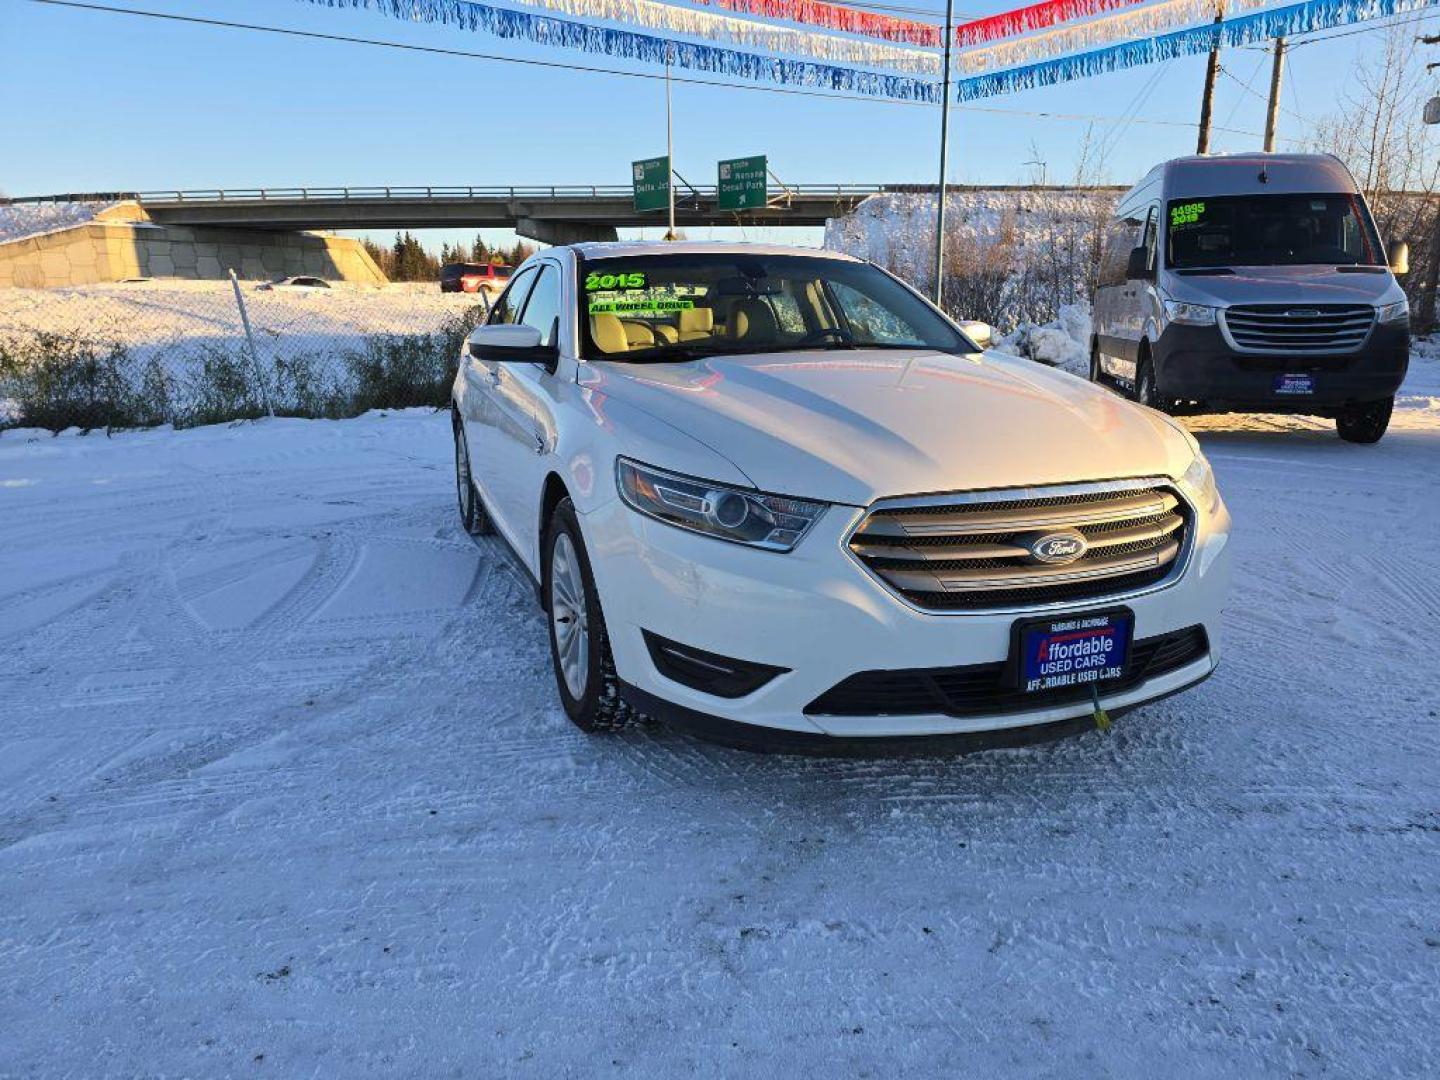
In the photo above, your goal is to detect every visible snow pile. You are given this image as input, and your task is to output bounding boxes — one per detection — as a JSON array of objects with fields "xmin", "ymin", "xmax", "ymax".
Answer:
[
  {"xmin": 993, "ymin": 301, "xmax": 1092, "ymax": 375},
  {"xmin": 827, "ymin": 188, "xmax": 1117, "ymax": 330},
  {"xmin": 0, "ymin": 201, "xmax": 108, "ymax": 244}
]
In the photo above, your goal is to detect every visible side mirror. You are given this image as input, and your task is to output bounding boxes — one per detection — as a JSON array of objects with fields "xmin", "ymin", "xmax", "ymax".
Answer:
[
  {"xmin": 467, "ymin": 323, "xmax": 558, "ymax": 365},
  {"xmin": 1126, "ymin": 245, "xmax": 1153, "ymax": 281},
  {"xmin": 958, "ymin": 320, "xmax": 993, "ymax": 348},
  {"xmin": 1388, "ymin": 240, "xmax": 1409, "ymax": 276}
]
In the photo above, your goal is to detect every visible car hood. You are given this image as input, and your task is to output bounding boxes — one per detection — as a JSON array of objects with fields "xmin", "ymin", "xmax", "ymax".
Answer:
[
  {"xmin": 582, "ymin": 349, "xmax": 1194, "ymax": 506},
  {"xmin": 1164, "ymin": 265, "xmax": 1400, "ymax": 307}
]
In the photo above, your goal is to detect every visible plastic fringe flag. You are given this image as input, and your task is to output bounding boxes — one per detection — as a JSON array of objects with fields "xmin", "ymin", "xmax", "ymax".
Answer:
[
  {"xmin": 297, "ymin": 0, "xmax": 939, "ymax": 98},
  {"xmin": 703, "ymin": 0, "xmax": 942, "ymax": 46},
  {"xmin": 954, "ymin": 0, "xmax": 1151, "ymax": 48},
  {"xmin": 956, "ymin": 0, "xmax": 1440, "ymax": 99},
  {"xmin": 957, "ymin": 0, "xmax": 1273, "ymax": 74},
  {"xmin": 500, "ymin": 0, "xmax": 939, "ymax": 72}
]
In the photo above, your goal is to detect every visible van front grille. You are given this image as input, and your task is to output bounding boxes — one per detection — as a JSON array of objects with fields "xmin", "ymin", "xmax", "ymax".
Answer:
[
  {"xmin": 850, "ymin": 481, "xmax": 1189, "ymax": 612},
  {"xmin": 1222, "ymin": 303, "xmax": 1374, "ymax": 354}
]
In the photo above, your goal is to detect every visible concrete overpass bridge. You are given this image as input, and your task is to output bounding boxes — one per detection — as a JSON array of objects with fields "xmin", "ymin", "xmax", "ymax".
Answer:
[{"xmin": 7, "ymin": 184, "xmax": 908, "ymax": 244}]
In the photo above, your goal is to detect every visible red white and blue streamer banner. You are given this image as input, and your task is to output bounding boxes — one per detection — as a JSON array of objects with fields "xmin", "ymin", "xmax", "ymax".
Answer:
[
  {"xmin": 954, "ymin": 0, "xmax": 1440, "ymax": 99},
  {"xmin": 702, "ymin": 0, "xmax": 940, "ymax": 46},
  {"xmin": 498, "ymin": 0, "xmax": 938, "ymax": 71},
  {"xmin": 957, "ymin": 0, "xmax": 1267, "ymax": 74},
  {"xmin": 953, "ymin": 0, "xmax": 1150, "ymax": 48},
  {"xmin": 297, "ymin": 0, "xmax": 940, "ymax": 96}
]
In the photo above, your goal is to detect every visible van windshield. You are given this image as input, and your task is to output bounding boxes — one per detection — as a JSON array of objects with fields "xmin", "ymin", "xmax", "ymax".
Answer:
[
  {"xmin": 579, "ymin": 253, "xmax": 970, "ymax": 362},
  {"xmin": 1166, "ymin": 193, "xmax": 1383, "ymax": 269}
]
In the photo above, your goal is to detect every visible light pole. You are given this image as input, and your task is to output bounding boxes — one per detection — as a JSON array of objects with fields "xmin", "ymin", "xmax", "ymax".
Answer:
[
  {"xmin": 665, "ymin": 46, "xmax": 676, "ymax": 241},
  {"xmin": 932, "ymin": 0, "xmax": 954, "ymax": 308}
]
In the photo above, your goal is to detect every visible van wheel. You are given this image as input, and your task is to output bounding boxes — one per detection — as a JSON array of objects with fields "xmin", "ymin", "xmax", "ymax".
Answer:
[
  {"xmin": 1336, "ymin": 397, "xmax": 1393, "ymax": 444},
  {"xmin": 544, "ymin": 498, "xmax": 637, "ymax": 733},
  {"xmin": 453, "ymin": 412, "xmax": 492, "ymax": 535},
  {"xmin": 1135, "ymin": 357, "xmax": 1164, "ymax": 411},
  {"xmin": 1089, "ymin": 345, "xmax": 1105, "ymax": 385}
]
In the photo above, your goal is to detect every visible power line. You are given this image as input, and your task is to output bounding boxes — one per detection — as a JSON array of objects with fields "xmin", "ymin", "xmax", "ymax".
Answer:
[
  {"xmin": 24, "ymin": 0, "xmax": 1269, "ymax": 135},
  {"xmin": 1286, "ymin": 10, "xmax": 1440, "ymax": 48}
]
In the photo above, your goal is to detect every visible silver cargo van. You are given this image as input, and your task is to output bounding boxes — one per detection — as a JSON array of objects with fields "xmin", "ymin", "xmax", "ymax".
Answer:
[{"xmin": 1090, "ymin": 153, "xmax": 1411, "ymax": 442}]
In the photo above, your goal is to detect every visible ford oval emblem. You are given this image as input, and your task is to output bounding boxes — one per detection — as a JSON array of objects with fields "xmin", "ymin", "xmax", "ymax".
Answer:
[{"xmin": 1028, "ymin": 530, "xmax": 1089, "ymax": 565}]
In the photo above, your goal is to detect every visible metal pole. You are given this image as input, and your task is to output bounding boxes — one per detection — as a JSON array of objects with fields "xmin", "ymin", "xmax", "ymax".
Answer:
[
  {"xmin": 229, "ymin": 268, "xmax": 275, "ymax": 418},
  {"xmin": 1263, "ymin": 37, "xmax": 1286, "ymax": 152},
  {"xmin": 1196, "ymin": 3, "xmax": 1225, "ymax": 154},
  {"xmin": 665, "ymin": 48, "xmax": 676, "ymax": 242},
  {"xmin": 932, "ymin": 0, "xmax": 954, "ymax": 307}
]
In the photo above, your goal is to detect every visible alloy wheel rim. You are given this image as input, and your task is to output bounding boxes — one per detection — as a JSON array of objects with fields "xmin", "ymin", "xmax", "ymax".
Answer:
[{"xmin": 550, "ymin": 533, "xmax": 590, "ymax": 699}]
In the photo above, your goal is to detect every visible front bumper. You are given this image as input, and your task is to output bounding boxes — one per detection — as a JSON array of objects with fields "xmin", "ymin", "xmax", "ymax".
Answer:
[
  {"xmin": 581, "ymin": 491, "xmax": 1231, "ymax": 744},
  {"xmin": 1153, "ymin": 321, "xmax": 1408, "ymax": 412}
]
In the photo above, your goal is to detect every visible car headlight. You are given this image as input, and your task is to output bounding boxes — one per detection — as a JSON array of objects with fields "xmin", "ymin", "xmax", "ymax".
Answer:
[
  {"xmin": 1177, "ymin": 450, "xmax": 1221, "ymax": 517},
  {"xmin": 617, "ymin": 459, "xmax": 827, "ymax": 552},
  {"xmin": 1377, "ymin": 299, "xmax": 1409, "ymax": 324},
  {"xmin": 1163, "ymin": 300, "xmax": 1218, "ymax": 326}
]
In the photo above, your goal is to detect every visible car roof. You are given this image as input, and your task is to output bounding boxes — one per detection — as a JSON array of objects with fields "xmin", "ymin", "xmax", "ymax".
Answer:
[{"xmin": 567, "ymin": 240, "xmax": 863, "ymax": 262}]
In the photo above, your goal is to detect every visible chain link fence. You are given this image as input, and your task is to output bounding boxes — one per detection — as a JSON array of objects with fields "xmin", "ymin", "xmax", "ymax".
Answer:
[{"xmin": 0, "ymin": 279, "xmax": 490, "ymax": 431}]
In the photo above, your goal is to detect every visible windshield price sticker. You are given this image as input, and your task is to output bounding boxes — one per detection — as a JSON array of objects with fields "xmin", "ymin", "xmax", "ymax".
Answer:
[
  {"xmin": 585, "ymin": 272, "xmax": 647, "ymax": 291},
  {"xmin": 1170, "ymin": 201, "xmax": 1206, "ymax": 227},
  {"xmin": 588, "ymin": 298, "xmax": 695, "ymax": 316}
]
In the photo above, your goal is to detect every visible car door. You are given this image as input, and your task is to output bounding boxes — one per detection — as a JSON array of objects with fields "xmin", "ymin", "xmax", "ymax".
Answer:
[
  {"xmin": 461, "ymin": 265, "xmax": 537, "ymax": 551},
  {"xmin": 480, "ymin": 260, "xmax": 566, "ymax": 570},
  {"xmin": 1116, "ymin": 207, "xmax": 1158, "ymax": 376}
]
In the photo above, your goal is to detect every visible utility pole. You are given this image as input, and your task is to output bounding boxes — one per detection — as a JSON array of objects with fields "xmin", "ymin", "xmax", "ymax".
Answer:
[
  {"xmin": 664, "ymin": 49, "xmax": 677, "ymax": 241},
  {"xmin": 1418, "ymin": 34, "xmax": 1439, "ymax": 331},
  {"xmin": 1263, "ymin": 36, "xmax": 1286, "ymax": 152},
  {"xmin": 1196, "ymin": 2, "xmax": 1225, "ymax": 154},
  {"xmin": 932, "ymin": 0, "xmax": 955, "ymax": 307}
]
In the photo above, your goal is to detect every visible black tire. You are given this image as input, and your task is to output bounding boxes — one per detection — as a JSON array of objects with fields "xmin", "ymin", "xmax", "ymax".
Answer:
[
  {"xmin": 1336, "ymin": 396, "xmax": 1393, "ymax": 444},
  {"xmin": 543, "ymin": 498, "xmax": 637, "ymax": 733},
  {"xmin": 1135, "ymin": 354, "xmax": 1165, "ymax": 412},
  {"xmin": 453, "ymin": 411, "xmax": 492, "ymax": 536}
]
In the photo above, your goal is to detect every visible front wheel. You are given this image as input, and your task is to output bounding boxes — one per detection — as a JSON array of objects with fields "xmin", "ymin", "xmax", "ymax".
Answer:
[
  {"xmin": 1336, "ymin": 396, "xmax": 1393, "ymax": 444},
  {"xmin": 544, "ymin": 498, "xmax": 637, "ymax": 733}
]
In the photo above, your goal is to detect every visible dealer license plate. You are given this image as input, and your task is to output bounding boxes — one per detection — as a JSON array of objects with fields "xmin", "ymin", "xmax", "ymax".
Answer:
[
  {"xmin": 1016, "ymin": 610, "xmax": 1133, "ymax": 694},
  {"xmin": 1273, "ymin": 373, "xmax": 1314, "ymax": 395}
]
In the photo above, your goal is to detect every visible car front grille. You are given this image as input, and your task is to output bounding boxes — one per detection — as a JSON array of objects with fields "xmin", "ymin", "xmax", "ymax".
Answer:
[
  {"xmin": 1221, "ymin": 303, "xmax": 1374, "ymax": 354},
  {"xmin": 849, "ymin": 481, "xmax": 1190, "ymax": 612},
  {"xmin": 805, "ymin": 626, "xmax": 1209, "ymax": 718}
]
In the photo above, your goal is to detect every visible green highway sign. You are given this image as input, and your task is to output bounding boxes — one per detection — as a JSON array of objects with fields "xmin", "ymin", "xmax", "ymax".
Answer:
[
  {"xmin": 718, "ymin": 155, "xmax": 767, "ymax": 211},
  {"xmin": 632, "ymin": 156, "xmax": 670, "ymax": 213}
]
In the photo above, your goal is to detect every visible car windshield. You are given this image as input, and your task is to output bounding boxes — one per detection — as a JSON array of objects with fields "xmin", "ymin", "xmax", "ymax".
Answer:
[
  {"xmin": 579, "ymin": 253, "xmax": 971, "ymax": 362},
  {"xmin": 1166, "ymin": 193, "xmax": 1383, "ymax": 269}
]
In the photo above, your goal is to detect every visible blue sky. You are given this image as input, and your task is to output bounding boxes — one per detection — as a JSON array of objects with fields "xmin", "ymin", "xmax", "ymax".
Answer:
[{"xmin": 3, "ymin": 0, "xmax": 1434, "ymax": 248}]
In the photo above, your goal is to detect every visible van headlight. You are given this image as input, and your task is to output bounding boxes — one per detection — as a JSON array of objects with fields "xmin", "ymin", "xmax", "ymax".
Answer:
[
  {"xmin": 1163, "ymin": 300, "xmax": 1218, "ymax": 326},
  {"xmin": 617, "ymin": 458, "xmax": 827, "ymax": 552},
  {"xmin": 1178, "ymin": 450, "xmax": 1221, "ymax": 517},
  {"xmin": 1377, "ymin": 299, "xmax": 1409, "ymax": 324}
]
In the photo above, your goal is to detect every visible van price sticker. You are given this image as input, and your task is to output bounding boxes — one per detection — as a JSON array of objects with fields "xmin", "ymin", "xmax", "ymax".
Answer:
[
  {"xmin": 1170, "ymin": 201, "xmax": 1205, "ymax": 227},
  {"xmin": 588, "ymin": 298, "xmax": 695, "ymax": 316},
  {"xmin": 1019, "ymin": 612, "xmax": 1132, "ymax": 693}
]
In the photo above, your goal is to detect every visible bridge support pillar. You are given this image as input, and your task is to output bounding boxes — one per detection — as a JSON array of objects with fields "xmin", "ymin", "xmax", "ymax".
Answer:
[{"xmin": 514, "ymin": 217, "xmax": 617, "ymax": 246}]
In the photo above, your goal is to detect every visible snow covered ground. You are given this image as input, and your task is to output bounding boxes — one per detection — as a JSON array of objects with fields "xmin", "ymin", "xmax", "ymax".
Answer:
[
  {"xmin": 0, "ymin": 279, "xmax": 484, "ymax": 356},
  {"xmin": 1, "ymin": 348, "xmax": 1438, "ymax": 1076}
]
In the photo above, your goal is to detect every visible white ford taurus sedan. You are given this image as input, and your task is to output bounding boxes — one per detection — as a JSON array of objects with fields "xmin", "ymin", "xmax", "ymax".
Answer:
[{"xmin": 452, "ymin": 242, "xmax": 1231, "ymax": 752}]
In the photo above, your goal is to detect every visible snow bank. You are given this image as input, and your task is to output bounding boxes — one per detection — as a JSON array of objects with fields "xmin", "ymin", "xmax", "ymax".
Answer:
[
  {"xmin": 0, "ymin": 201, "xmax": 108, "ymax": 243},
  {"xmin": 827, "ymin": 188, "xmax": 1117, "ymax": 330}
]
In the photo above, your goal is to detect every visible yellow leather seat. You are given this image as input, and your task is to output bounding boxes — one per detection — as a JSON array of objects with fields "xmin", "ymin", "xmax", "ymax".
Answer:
[
  {"xmin": 590, "ymin": 312, "xmax": 629, "ymax": 354},
  {"xmin": 677, "ymin": 307, "xmax": 714, "ymax": 341}
]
